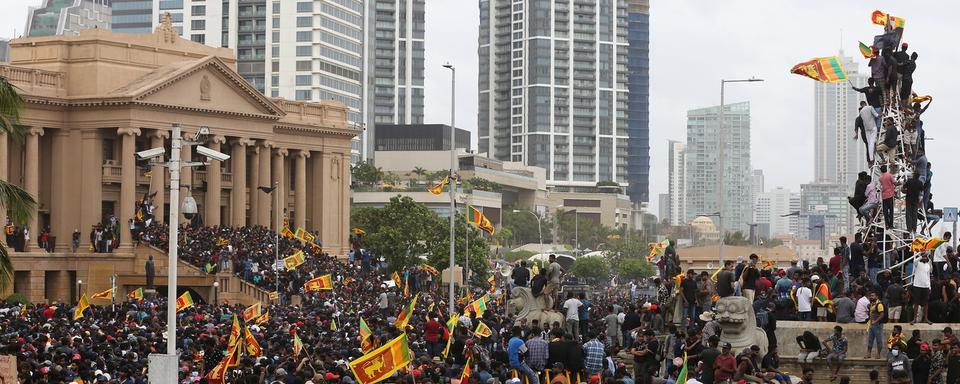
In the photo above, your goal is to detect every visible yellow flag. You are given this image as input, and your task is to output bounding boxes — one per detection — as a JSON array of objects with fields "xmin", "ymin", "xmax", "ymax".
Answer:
[{"xmin": 73, "ymin": 294, "xmax": 90, "ymax": 320}]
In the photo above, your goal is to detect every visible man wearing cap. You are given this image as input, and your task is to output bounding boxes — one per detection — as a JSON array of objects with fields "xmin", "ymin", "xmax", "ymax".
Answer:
[
  {"xmin": 714, "ymin": 342, "xmax": 737, "ymax": 383},
  {"xmin": 887, "ymin": 342, "xmax": 912, "ymax": 384},
  {"xmin": 912, "ymin": 341, "xmax": 932, "ymax": 384},
  {"xmin": 629, "ymin": 329, "xmax": 659, "ymax": 384}
]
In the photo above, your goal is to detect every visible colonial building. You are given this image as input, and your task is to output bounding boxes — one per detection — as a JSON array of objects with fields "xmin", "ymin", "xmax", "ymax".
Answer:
[{"xmin": 2, "ymin": 22, "xmax": 357, "ymax": 303}]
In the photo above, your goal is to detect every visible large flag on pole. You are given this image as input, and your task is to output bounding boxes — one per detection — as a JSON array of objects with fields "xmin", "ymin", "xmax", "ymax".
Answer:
[
  {"xmin": 283, "ymin": 250, "xmax": 306, "ymax": 270},
  {"xmin": 790, "ymin": 57, "xmax": 847, "ymax": 83},
  {"xmin": 74, "ymin": 294, "xmax": 90, "ymax": 320},
  {"xmin": 429, "ymin": 176, "xmax": 449, "ymax": 195},
  {"xmin": 244, "ymin": 327, "xmax": 262, "ymax": 356},
  {"xmin": 349, "ymin": 333, "xmax": 413, "ymax": 384},
  {"xmin": 467, "ymin": 205, "xmax": 496, "ymax": 235},
  {"xmin": 242, "ymin": 302, "xmax": 262, "ymax": 322},
  {"xmin": 360, "ymin": 317, "xmax": 374, "ymax": 353},
  {"xmin": 228, "ymin": 315, "xmax": 242, "ymax": 348},
  {"xmin": 175, "ymin": 291, "xmax": 194, "ymax": 312},
  {"xmin": 394, "ymin": 294, "xmax": 419, "ymax": 330},
  {"xmin": 871, "ymin": 10, "xmax": 905, "ymax": 28},
  {"xmin": 90, "ymin": 288, "xmax": 114, "ymax": 300}
]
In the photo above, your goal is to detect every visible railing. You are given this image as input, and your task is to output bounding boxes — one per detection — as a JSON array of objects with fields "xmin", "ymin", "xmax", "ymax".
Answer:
[
  {"xmin": 0, "ymin": 65, "xmax": 65, "ymax": 88},
  {"xmin": 272, "ymin": 98, "xmax": 348, "ymax": 128}
]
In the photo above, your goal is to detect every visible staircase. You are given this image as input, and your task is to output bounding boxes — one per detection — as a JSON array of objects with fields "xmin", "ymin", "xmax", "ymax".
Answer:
[{"xmin": 780, "ymin": 357, "xmax": 888, "ymax": 383}]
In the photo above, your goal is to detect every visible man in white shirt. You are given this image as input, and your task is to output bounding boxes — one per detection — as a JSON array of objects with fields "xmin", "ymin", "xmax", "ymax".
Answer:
[
  {"xmin": 796, "ymin": 278, "xmax": 813, "ymax": 321},
  {"xmin": 933, "ymin": 232, "xmax": 952, "ymax": 280},
  {"xmin": 854, "ymin": 290, "xmax": 871, "ymax": 323},
  {"xmin": 911, "ymin": 252, "xmax": 933, "ymax": 325},
  {"xmin": 562, "ymin": 292, "xmax": 582, "ymax": 339}
]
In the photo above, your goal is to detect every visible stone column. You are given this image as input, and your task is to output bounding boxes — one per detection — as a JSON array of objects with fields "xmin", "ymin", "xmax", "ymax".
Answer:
[
  {"xmin": 24, "ymin": 127, "xmax": 44, "ymax": 251},
  {"xmin": 230, "ymin": 138, "xmax": 252, "ymax": 226},
  {"xmin": 294, "ymin": 150, "xmax": 309, "ymax": 230},
  {"xmin": 48, "ymin": 130, "xmax": 72, "ymax": 252},
  {"xmin": 179, "ymin": 133, "xmax": 193, "ymax": 225},
  {"xmin": 310, "ymin": 152, "xmax": 324, "ymax": 233},
  {"xmin": 205, "ymin": 135, "xmax": 226, "ymax": 226},
  {"xmin": 257, "ymin": 141, "xmax": 272, "ymax": 226},
  {"xmin": 249, "ymin": 146, "xmax": 260, "ymax": 226},
  {"xmin": 320, "ymin": 152, "xmax": 347, "ymax": 253},
  {"xmin": 80, "ymin": 130, "xmax": 103, "ymax": 251},
  {"xmin": 272, "ymin": 148, "xmax": 287, "ymax": 230},
  {"xmin": 148, "ymin": 131, "xmax": 169, "ymax": 224},
  {"xmin": 118, "ymin": 127, "xmax": 141, "ymax": 249}
]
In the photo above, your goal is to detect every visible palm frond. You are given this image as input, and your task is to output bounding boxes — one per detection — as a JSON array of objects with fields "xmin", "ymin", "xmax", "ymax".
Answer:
[
  {"xmin": 0, "ymin": 77, "xmax": 24, "ymax": 143},
  {"xmin": 0, "ymin": 244, "xmax": 13, "ymax": 293},
  {"xmin": 0, "ymin": 181, "xmax": 36, "ymax": 225}
]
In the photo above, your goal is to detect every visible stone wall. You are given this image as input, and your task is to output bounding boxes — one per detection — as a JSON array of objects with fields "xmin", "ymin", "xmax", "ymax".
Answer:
[{"xmin": 776, "ymin": 320, "xmax": 958, "ymax": 357}]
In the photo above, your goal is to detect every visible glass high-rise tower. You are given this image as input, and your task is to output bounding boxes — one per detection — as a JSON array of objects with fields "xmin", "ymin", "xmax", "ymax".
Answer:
[
  {"xmin": 478, "ymin": 0, "xmax": 630, "ymax": 188},
  {"xmin": 625, "ymin": 0, "xmax": 649, "ymax": 202}
]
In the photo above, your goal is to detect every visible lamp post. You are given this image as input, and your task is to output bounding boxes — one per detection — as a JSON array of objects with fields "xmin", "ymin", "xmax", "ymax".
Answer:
[
  {"xmin": 76, "ymin": 279, "xmax": 82, "ymax": 303},
  {"xmin": 556, "ymin": 206, "xmax": 578, "ymax": 252},
  {"xmin": 212, "ymin": 281, "xmax": 219, "ymax": 306},
  {"xmin": 717, "ymin": 78, "xmax": 763, "ymax": 262},
  {"xmin": 513, "ymin": 210, "xmax": 543, "ymax": 254},
  {"xmin": 443, "ymin": 62, "xmax": 457, "ymax": 315}
]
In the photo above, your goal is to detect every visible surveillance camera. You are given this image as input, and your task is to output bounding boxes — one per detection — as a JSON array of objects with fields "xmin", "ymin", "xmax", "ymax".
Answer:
[
  {"xmin": 193, "ymin": 126, "xmax": 210, "ymax": 143},
  {"xmin": 196, "ymin": 145, "xmax": 230, "ymax": 162},
  {"xmin": 136, "ymin": 147, "xmax": 166, "ymax": 160}
]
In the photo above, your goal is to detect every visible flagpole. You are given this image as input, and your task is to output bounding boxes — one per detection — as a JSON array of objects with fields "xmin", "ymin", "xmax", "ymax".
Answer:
[{"xmin": 275, "ymin": 181, "xmax": 280, "ymax": 304}]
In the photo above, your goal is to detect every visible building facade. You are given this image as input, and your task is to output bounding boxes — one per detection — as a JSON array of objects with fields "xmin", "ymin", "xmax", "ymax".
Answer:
[
  {"xmin": 111, "ymin": 0, "xmax": 154, "ymax": 34},
  {"xmin": 374, "ymin": 124, "xmax": 469, "ymax": 152},
  {"xmin": 478, "ymin": 0, "xmax": 630, "ymax": 188},
  {"xmin": 625, "ymin": 0, "xmax": 649, "ymax": 202},
  {"xmin": 684, "ymin": 102, "xmax": 751, "ymax": 234},
  {"xmin": 814, "ymin": 51, "xmax": 866, "ymax": 186},
  {"xmin": 667, "ymin": 139, "xmax": 686, "ymax": 226},
  {"xmin": 25, "ymin": 0, "xmax": 112, "ymax": 37},
  {"xmin": 800, "ymin": 182, "xmax": 849, "ymax": 239},
  {"xmin": 753, "ymin": 187, "xmax": 796, "ymax": 238},
  {"xmin": 3, "ymin": 27, "xmax": 356, "ymax": 302}
]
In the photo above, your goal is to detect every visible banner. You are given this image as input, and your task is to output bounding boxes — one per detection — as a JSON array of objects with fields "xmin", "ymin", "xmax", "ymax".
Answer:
[{"xmin": 349, "ymin": 333, "xmax": 413, "ymax": 384}]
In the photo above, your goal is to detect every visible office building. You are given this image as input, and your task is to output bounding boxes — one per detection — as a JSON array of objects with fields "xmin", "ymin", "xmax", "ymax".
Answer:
[
  {"xmin": 374, "ymin": 124, "xmax": 469, "ymax": 152},
  {"xmin": 625, "ymin": 0, "xmax": 650, "ymax": 202},
  {"xmin": 25, "ymin": 0, "xmax": 111, "ymax": 37},
  {"xmin": 0, "ymin": 39, "xmax": 9, "ymax": 62},
  {"xmin": 658, "ymin": 193, "xmax": 669, "ymax": 224},
  {"xmin": 752, "ymin": 169, "xmax": 764, "ymax": 196},
  {"xmin": 478, "ymin": 0, "xmax": 630, "ymax": 188},
  {"xmin": 111, "ymin": 0, "xmax": 153, "ymax": 34},
  {"xmin": 800, "ymin": 182, "xmax": 849, "ymax": 238},
  {"xmin": 667, "ymin": 140, "xmax": 686, "ymax": 226},
  {"xmin": 788, "ymin": 193, "xmax": 801, "ymax": 237},
  {"xmin": 753, "ymin": 187, "xmax": 795, "ymax": 238},
  {"xmin": 684, "ymin": 102, "xmax": 751, "ymax": 234},
  {"xmin": 129, "ymin": 0, "xmax": 427, "ymax": 164},
  {"xmin": 814, "ymin": 51, "xmax": 866, "ymax": 186}
]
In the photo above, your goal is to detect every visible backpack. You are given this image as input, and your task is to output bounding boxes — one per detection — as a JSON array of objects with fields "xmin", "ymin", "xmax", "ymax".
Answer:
[{"xmin": 531, "ymin": 275, "xmax": 546, "ymax": 297}]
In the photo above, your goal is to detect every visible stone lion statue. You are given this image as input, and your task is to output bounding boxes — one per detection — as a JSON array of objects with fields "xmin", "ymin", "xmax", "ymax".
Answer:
[
  {"xmin": 507, "ymin": 287, "xmax": 565, "ymax": 327},
  {"xmin": 715, "ymin": 296, "xmax": 769, "ymax": 356}
]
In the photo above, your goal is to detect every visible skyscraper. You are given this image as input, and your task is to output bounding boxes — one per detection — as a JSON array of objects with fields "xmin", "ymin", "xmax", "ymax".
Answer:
[
  {"xmin": 478, "ymin": 0, "xmax": 630, "ymax": 188},
  {"xmin": 26, "ymin": 0, "xmax": 111, "ymax": 37},
  {"xmin": 626, "ymin": 0, "xmax": 650, "ymax": 202},
  {"xmin": 125, "ymin": 0, "xmax": 426, "ymax": 164},
  {"xmin": 685, "ymin": 102, "xmax": 751, "ymax": 234},
  {"xmin": 800, "ymin": 182, "xmax": 848, "ymax": 239},
  {"xmin": 111, "ymin": 0, "xmax": 153, "ymax": 34},
  {"xmin": 667, "ymin": 140, "xmax": 686, "ymax": 226},
  {"xmin": 814, "ymin": 51, "xmax": 866, "ymax": 186},
  {"xmin": 753, "ymin": 187, "xmax": 795, "ymax": 238}
]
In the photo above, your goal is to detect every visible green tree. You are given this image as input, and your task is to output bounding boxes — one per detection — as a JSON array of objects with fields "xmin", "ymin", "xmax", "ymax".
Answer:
[
  {"xmin": 503, "ymin": 248, "xmax": 535, "ymax": 262},
  {"xmin": 612, "ymin": 257, "xmax": 656, "ymax": 281},
  {"xmin": 412, "ymin": 166, "xmax": 427, "ymax": 180},
  {"xmin": 568, "ymin": 256, "xmax": 610, "ymax": 280},
  {"xmin": 492, "ymin": 226, "xmax": 514, "ymax": 248},
  {"xmin": 0, "ymin": 77, "xmax": 37, "ymax": 292},
  {"xmin": 501, "ymin": 208, "xmax": 551, "ymax": 246},
  {"xmin": 724, "ymin": 231, "xmax": 750, "ymax": 246},
  {"xmin": 350, "ymin": 196, "xmax": 441, "ymax": 272},
  {"xmin": 425, "ymin": 216, "xmax": 491, "ymax": 284},
  {"xmin": 351, "ymin": 161, "xmax": 383, "ymax": 185}
]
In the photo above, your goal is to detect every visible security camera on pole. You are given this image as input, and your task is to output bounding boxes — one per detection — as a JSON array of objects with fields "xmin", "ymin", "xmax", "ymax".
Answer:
[{"xmin": 141, "ymin": 123, "xmax": 230, "ymax": 384}]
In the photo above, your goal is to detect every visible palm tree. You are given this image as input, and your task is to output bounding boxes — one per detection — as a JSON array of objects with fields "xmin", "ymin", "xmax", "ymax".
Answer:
[
  {"xmin": 0, "ymin": 76, "xmax": 39, "ymax": 293},
  {"xmin": 412, "ymin": 166, "xmax": 427, "ymax": 180}
]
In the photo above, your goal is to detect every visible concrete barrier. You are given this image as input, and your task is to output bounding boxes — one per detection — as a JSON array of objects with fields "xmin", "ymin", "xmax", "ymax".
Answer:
[{"xmin": 776, "ymin": 320, "xmax": 960, "ymax": 357}]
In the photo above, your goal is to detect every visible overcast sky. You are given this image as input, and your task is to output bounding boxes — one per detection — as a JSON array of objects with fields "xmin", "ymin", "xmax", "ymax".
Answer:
[{"xmin": 3, "ymin": 1, "xmax": 959, "ymax": 215}]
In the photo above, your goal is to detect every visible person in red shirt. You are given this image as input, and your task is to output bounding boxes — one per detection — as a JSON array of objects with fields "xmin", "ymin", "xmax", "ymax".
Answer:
[
  {"xmin": 714, "ymin": 342, "xmax": 738, "ymax": 382},
  {"xmin": 424, "ymin": 315, "xmax": 443, "ymax": 358},
  {"xmin": 756, "ymin": 274, "xmax": 772, "ymax": 293},
  {"xmin": 829, "ymin": 247, "xmax": 843, "ymax": 276},
  {"xmin": 880, "ymin": 165, "xmax": 896, "ymax": 229}
]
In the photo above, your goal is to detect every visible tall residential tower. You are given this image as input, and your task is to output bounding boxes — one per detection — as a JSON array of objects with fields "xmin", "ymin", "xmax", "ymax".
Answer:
[
  {"xmin": 25, "ymin": 0, "xmax": 111, "ymax": 37},
  {"xmin": 667, "ymin": 140, "xmax": 686, "ymax": 226},
  {"xmin": 626, "ymin": 0, "xmax": 650, "ymax": 202},
  {"xmin": 478, "ymin": 0, "xmax": 630, "ymax": 188}
]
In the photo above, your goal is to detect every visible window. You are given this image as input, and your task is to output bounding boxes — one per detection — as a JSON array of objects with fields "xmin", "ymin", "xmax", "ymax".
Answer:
[
  {"xmin": 296, "ymin": 31, "xmax": 312, "ymax": 42},
  {"xmin": 159, "ymin": 0, "xmax": 183, "ymax": 10},
  {"xmin": 191, "ymin": 34, "xmax": 205, "ymax": 44},
  {"xmin": 273, "ymin": 17, "xmax": 280, "ymax": 28},
  {"xmin": 297, "ymin": 2, "xmax": 312, "ymax": 12},
  {"xmin": 296, "ymin": 90, "xmax": 312, "ymax": 100},
  {"xmin": 191, "ymin": 5, "xmax": 205, "ymax": 16},
  {"xmin": 296, "ymin": 75, "xmax": 312, "ymax": 86},
  {"xmin": 272, "ymin": 31, "xmax": 280, "ymax": 42},
  {"xmin": 272, "ymin": 2, "xmax": 280, "ymax": 13},
  {"xmin": 296, "ymin": 46, "xmax": 312, "ymax": 56},
  {"xmin": 191, "ymin": 20, "xmax": 205, "ymax": 30},
  {"xmin": 296, "ymin": 60, "xmax": 312, "ymax": 71},
  {"xmin": 296, "ymin": 16, "xmax": 312, "ymax": 28},
  {"xmin": 271, "ymin": 46, "xmax": 279, "ymax": 56}
]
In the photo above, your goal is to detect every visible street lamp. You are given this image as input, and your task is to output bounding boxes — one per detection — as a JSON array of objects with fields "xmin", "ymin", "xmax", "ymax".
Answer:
[
  {"xmin": 512, "ymin": 209, "xmax": 543, "ymax": 255},
  {"xmin": 556, "ymin": 206, "xmax": 578, "ymax": 253},
  {"xmin": 443, "ymin": 62, "xmax": 457, "ymax": 315},
  {"xmin": 717, "ymin": 77, "xmax": 763, "ymax": 263},
  {"xmin": 212, "ymin": 281, "xmax": 219, "ymax": 306},
  {"xmin": 699, "ymin": 212, "xmax": 724, "ymax": 263},
  {"xmin": 76, "ymin": 279, "xmax": 82, "ymax": 303}
]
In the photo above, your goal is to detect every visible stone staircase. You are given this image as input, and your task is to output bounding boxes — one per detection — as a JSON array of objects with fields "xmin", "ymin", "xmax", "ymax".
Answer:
[{"xmin": 780, "ymin": 357, "xmax": 888, "ymax": 383}]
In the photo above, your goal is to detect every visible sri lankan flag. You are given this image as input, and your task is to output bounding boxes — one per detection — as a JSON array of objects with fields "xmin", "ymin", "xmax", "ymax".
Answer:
[
  {"xmin": 330, "ymin": 319, "xmax": 338, "ymax": 330},
  {"xmin": 280, "ymin": 227, "xmax": 295, "ymax": 239},
  {"xmin": 127, "ymin": 288, "xmax": 144, "ymax": 301},
  {"xmin": 228, "ymin": 315, "xmax": 242, "ymax": 348},
  {"xmin": 217, "ymin": 237, "xmax": 229, "ymax": 246},
  {"xmin": 304, "ymin": 274, "xmax": 334, "ymax": 291},
  {"xmin": 466, "ymin": 294, "xmax": 488, "ymax": 316},
  {"xmin": 488, "ymin": 275, "xmax": 496, "ymax": 293},
  {"xmin": 443, "ymin": 314, "xmax": 460, "ymax": 357},
  {"xmin": 420, "ymin": 265, "xmax": 439, "ymax": 276},
  {"xmin": 175, "ymin": 291, "xmax": 194, "ymax": 312},
  {"xmin": 474, "ymin": 321, "xmax": 493, "ymax": 338},
  {"xmin": 256, "ymin": 311, "xmax": 271, "ymax": 325},
  {"xmin": 911, "ymin": 237, "xmax": 947, "ymax": 253},
  {"xmin": 206, "ymin": 359, "xmax": 228, "ymax": 384},
  {"xmin": 349, "ymin": 333, "xmax": 413, "ymax": 384},
  {"xmin": 242, "ymin": 302, "xmax": 262, "ymax": 322},
  {"xmin": 394, "ymin": 294, "xmax": 419, "ymax": 330},
  {"xmin": 244, "ymin": 327, "xmax": 262, "ymax": 356},
  {"xmin": 429, "ymin": 175, "xmax": 449, "ymax": 195},
  {"xmin": 815, "ymin": 282, "xmax": 832, "ymax": 306},
  {"xmin": 461, "ymin": 358, "xmax": 472, "ymax": 382},
  {"xmin": 284, "ymin": 250, "xmax": 306, "ymax": 270},
  {"xmin": 871, "ymin": 10, "xmax": 905, "ymax": 28},
  {"xmin": 74, "ymin": 294, "xmax": 90, "ymax": 320},
  {"xmin": 296, "ymin": 228, "xmax": 316, "ymax": 243},
  {"xmin": 673, "ymin": 273, "xmax": 684, "ymax": 290},
  {"xmin": 859, "ymin": 41, "xmax": 876, "ymax": 59},
  {"xmin": 676, "ymin": 353, "xmax": 689, "ymax": 384},
  {"xmin": 90, "ymin": 288, "xmax": 114, "ymax": 300},
  {"xmin": 392, "ymin": 272, "xmax": 403, "ymax": 288},
  {"xmin": 293, "ymin": 332, "xmax": 304, "ymax": 357},
  {"xmin": 359, "ymin": 317, "xmax": 374, "ymax": 352},
  {"xmin": 791, "ymin": 57, "xmax": 847, "ymax": 83},
  {"xmin": 467, "ymin": 205, "xmax": 495, "ymax": 235}
]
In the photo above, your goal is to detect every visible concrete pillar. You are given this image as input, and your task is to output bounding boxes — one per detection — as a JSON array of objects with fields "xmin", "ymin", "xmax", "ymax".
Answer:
[
  {"xmin": 179, "ymin": 133, "xmax": 193, "ymax": 225},
  {"xmin": 320, "ymin": 152, "xmax": 348, "ymax": 253},
  {"xmin": 257, "ymin": 141, "xmax": 272, "ymax": 226},
  {"xmin": 80, "ymin": 130, "xmax": 103, "ymax": 251},
  {"xmin": 230, "ymin": 138, "xmax": 252, "ymax": 226},
  {"xmin": 24, "ymin": 127, "xmax": 44, "ymax": 251},
  {"xmin": 310, "ymin": 152, "xmax": 323, "ymax": 233},
  {"xmin": 272, "ymin": 148, "xmax": 287, "ymax": 230},
  {"xmin": 118, "ymin": 127, "xmax": 141, "ymax": 249},
  {"xmin": 205, "ymin": 135, "xmax": 226, "ymax": 226},
  {"xmin": 49, "ymin": 130, "xmax": 73, "ymax": 252},
  {"xmin": 294, "ymin": 150, "xmax": 309, "ymax": 230},
  {"xmin": 249, "ymin": 146, "xmax": 260, "ymax": 226},
  {"xmin": 148, "ymin": 131, "xmax": 169, "ymax": 224}
]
